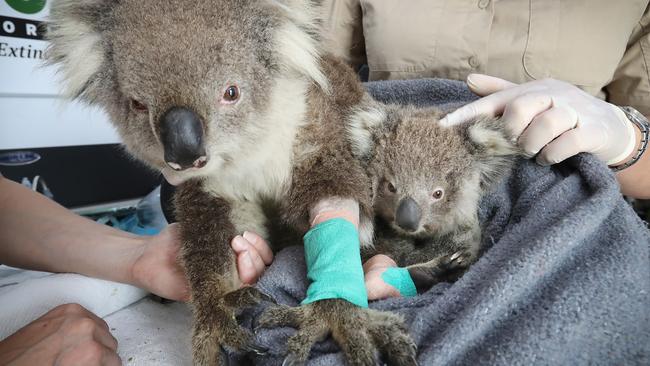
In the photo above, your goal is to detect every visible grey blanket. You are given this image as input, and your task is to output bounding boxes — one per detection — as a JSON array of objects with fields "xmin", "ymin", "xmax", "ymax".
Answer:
[{"xmin": 235, "ymin": 79, "xmax": 650, "ymax": 365}]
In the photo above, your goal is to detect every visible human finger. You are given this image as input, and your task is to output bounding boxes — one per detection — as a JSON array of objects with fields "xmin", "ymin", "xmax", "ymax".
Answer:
[
  {"xmin": 231, "ymin": 235, "xmax": 249, "ymax": 254},
  {"xmin": 536, "ymin": 128, "xmax": 587, "ymax": 166},
  {"xmin": 56, "ymin": 340, "xmax": 121, "ymax": 366},
  {"xmin": 101, "ymin": 348, "xmax": 122, "ymax": 366},
  {"xmin": 501, "ymin": 92, "xmax": 554, "ymax": 139},
  {"xmin": 236, "ymin": 251, "xmax": 266, "ymax": 285},
  {"xmin": 236, "ymin": 251, "xmax": 256, "ymax": 284},
  {"xmin": 466, "ymin": 74, "xmax": 517, "ymax": 96},
  {"xmin": 92, "ymin": 324, "xmax": 118, "ymax": 352},
  {"xmin": 246, "ymin": 249, "xmax": 267, "ymax": 280},
  {"xmin": 60, "ymin": 317, "xmax": 118, "ymax": 352},
  {"xmin": 232, "ymin": 236, "xmax": 266, "ymax": 282},
  {"xmin": 441, "ymin": 86, "xmax": 523, "ymax": 127},
  {"xmin": 243, "ymin": 231, "xmax": 273, "ymax": 265},
  {"xmin": 518, "ymin": 105, "xmax": 579, "ymax": 157},
  {"xmin": 46, "ymin": 304, "xmax": 110, "ymax": 333}
]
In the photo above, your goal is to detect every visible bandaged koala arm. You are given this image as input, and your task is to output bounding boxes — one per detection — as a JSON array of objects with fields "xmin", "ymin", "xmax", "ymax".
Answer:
[{"xmin": 302, "ymin": 198, "xmax": 368, "ymax": 308}]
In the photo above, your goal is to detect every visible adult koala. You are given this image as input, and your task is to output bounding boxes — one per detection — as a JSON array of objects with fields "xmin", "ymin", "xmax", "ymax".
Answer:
[{"xmin": 46, "ymin": 0, "xmax": 416, "ymax": 365}]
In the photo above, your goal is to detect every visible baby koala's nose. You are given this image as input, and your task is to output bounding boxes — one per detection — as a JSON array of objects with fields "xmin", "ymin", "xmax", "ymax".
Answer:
[
  {"xmin": 160, "ymin": 107, "xmax": 208, "ymax": 171},
  {"xmin": 396, "ymin": 196, "xmax": 421, "ymax": 232}
]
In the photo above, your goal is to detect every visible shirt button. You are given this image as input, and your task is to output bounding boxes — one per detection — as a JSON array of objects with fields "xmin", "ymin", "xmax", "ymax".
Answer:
[
  {"xmin": 469, "ymin": 56, "xmax": 481, "ymax": 68},
  {"xmin": 478, "ymin": 0, "xmax": 491, "ymax": 9}
]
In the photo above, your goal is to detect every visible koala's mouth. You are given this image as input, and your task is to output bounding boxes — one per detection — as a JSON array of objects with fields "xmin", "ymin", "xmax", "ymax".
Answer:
[
  {"xmin": 389, "ymin": 221, "xmax": 433, "ymax": 239},
  {"xmin": 165, "ymin": 157, "xmax": 208, "ymax": 172}
]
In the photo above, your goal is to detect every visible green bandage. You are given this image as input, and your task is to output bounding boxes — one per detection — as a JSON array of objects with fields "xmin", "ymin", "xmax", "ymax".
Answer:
[
  {"xmin": 381, "ymin": 267, "xmax": 417, "ymax": 297},
  {"xmin": 301, "ymin": 218, "xmax": 368, "ymax": 308}
]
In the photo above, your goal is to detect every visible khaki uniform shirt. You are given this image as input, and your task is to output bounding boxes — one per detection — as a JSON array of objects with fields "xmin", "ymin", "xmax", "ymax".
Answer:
[{"xmin": 323, "ymin": 0, "xmax": 650, "ymax": 115}]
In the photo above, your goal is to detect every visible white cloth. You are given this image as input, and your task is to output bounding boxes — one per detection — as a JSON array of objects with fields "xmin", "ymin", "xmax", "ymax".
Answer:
[
  {"xmin": 0, "ymin": 266, "xmax": 148, "ymax": 340},
  {"xmin": 0, "ymin": 266, "xmax": 192, "ymax": 364}
]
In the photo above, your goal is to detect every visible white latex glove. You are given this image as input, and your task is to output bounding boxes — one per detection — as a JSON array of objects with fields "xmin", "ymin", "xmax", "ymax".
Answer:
[{"xmin": 441, "ymin": 74, "xmax": 637, "ymax": 166}]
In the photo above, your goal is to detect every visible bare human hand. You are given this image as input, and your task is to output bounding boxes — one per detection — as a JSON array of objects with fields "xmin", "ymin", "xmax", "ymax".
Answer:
[
  {"xmin": 0, "ymin": 304, "xmax": 120, "ymax": 366},
  {"xmin": 131, "ymin": 223, "xmax": 190, "ymax": 301},
  {"xmin": 230, "ymin": 231, "xmax": 274, "ymax": 285}
]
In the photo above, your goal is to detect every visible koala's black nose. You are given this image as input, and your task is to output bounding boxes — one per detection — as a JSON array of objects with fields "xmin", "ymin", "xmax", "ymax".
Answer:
[
  {"xmin": 160, "ymin": 107, "xmax": 207, "ymax": 171},
  {"xmin": 396, "ymin": 196, "xmax": 421, "ymax": 232}
]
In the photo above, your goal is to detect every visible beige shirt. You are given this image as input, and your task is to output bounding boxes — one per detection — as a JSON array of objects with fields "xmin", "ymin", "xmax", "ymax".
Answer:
[{"xmin": 323, "ymin": 0, "xmax": 650, "ymax": 115}]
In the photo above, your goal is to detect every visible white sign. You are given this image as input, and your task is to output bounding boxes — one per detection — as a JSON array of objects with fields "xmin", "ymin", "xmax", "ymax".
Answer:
[
  {"xmin": 0, "ymin": 0, "xmax": 121, "ymax": 149},
  {"xmin": 0, "ymin": 0, "xmax": 59, "ymax": 95}
]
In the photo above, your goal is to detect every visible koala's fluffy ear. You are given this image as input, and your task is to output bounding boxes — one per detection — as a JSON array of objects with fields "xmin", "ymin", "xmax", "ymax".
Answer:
[
  {"xmin": 267, "ymin": 0, "xmax": 331, "ymax": 93},
  {"xmin": 46, "ymin": 0, "xmax": 113, "ymax": 99},
  {"xmin": 463, "ymin": 116, "xmax": 519, "ymax": 189}
]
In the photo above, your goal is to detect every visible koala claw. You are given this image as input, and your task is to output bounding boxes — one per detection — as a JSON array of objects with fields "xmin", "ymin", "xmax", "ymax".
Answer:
[
  {"xmin": 223, "ymin": 286, "xmax": 275, "ymax": 309},
  {"xmin": 449, "ymin": 251, "xmax": 463, "ymax": 261},
  {"xmin": 192, "ymin": 287, "xmax": 273, "ymax": 365},
  {"xmin": 258, "ymin": 291, "xmax": 278, "ymax": 305},
  {"xmin": 245, "ymin": 342, "xmax": 270, "ymax": 356},
  {"xmin": 282, "ymin": 355, "xmax": 305, "ymax": 366},
  {"xmin": 442, "ymin": 250, "xmax": 473, "ymax": 269},
  {"xmin": 258, "ymin": 299, "xmax": 417, "ymax": 366}
]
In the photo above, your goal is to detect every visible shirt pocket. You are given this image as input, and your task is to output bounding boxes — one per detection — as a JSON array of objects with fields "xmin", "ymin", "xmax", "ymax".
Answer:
[
  {"xmin": 523, "ymin": 0, "xmax": 644, "ymax": 87},
  {"xmin": 360, "ymin": 0, "xmax": 443, "ymax": 73}
]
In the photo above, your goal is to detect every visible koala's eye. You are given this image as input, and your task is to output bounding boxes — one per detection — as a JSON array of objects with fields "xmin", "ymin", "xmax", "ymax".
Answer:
[
  {"xmin": 130, "ymin": 99, "xmax": 148, "ymax": 113},
  {"xmin": 221, "ymin": 85, "xmax": 240, "ymax": 104},
  {"xmin": 387, "ymin": 182, "xmax": 397, "ymax": 193},
  {"xmin": 432, "ymin": 189, "xmax": 444, "ymax": 200}
]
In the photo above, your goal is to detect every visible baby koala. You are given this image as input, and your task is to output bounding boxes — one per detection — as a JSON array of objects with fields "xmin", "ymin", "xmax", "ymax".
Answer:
[{"xmin": 352, "ymin": 105, "xmax": 519, "ymax": 297}]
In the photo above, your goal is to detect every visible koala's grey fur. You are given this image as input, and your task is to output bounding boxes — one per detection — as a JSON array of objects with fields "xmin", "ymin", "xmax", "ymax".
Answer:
[
  {"xmin": 46, "ymin": 1, "xmax": 417, "ymax": 365},
  {"xmin": 348, "ymin": 106, "xmax": 519, "ymax": 292}
]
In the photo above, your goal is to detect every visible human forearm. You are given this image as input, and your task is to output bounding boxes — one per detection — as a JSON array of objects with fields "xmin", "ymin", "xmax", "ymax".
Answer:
[
  {"xmin": 616, "ymin": 118, "xmax": 650, "ymax": 199},
  {"xmin": 0, "ymin": 177, "xmax": 144, "ymax": 284}
]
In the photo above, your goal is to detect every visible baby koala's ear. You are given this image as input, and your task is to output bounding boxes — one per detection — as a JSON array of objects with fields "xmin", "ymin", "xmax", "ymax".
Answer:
[{"xmin": 462, "ymin": 116, "xmax": 519, "ymax": 190}]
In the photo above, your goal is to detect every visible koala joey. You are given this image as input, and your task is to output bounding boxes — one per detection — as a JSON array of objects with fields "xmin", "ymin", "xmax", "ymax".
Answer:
[
  {"xmin": 46, "ymin": 1, "xmax": 416, "ymax": 365},
  {"xmin": 350, "ymin": 106, "xmax": 519, "ymax": 293}
]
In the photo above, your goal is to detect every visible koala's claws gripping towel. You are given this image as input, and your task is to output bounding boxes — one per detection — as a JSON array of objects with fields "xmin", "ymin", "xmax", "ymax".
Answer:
[{"xmin": 231, "ymin": 79, "xmax": 650, "ymax": 366}]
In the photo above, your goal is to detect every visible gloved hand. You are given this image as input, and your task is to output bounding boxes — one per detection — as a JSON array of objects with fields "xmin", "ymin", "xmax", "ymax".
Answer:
[{"xmin": 441, "ymin": 74, "xmax": 637, "ymax": 166}]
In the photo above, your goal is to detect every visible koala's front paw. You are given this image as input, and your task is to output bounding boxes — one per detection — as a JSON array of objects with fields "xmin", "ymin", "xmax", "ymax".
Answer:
[
  {"xmin": 257, "ymin": 299, "xmax": 417, "ymax": 366},
  {"xmin": 192, "ymin": 287, "xmax": 271, "ymax": 366},
  {"xmin": 407, "ymin": 249, "xmax": 474, "ymax": 293},
  {"xmin": 439, "ymin": 250, "xmax": 473, "ymax": 272}
]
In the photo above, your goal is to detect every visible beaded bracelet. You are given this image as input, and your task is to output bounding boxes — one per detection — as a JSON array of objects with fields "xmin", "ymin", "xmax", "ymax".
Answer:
[{"xmin": 611, "ymin": 106, "xmax": 649, "ymax": 172}]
